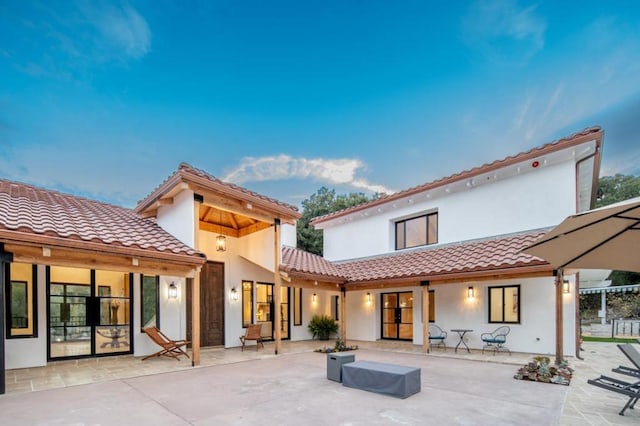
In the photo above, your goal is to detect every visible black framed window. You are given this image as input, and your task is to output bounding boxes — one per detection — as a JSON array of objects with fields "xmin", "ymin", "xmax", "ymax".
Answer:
[
  {"xmin": 331, "ymin": 295, "xmax": 339, "ymax": 321},
  {"xmin": 293, "ymin": 287, "xmax": 302, "ymax": 326},
  {"xmin": 5, "ymin": 263, "xmax": 38, "ymax": 338},
  {"xmin": 395, "ymin": 212, "xmax": 438, "ymax": 250},
  {"xmin": 242, "ymin": 280, "xmax": 253, "ymax": 327},
  {"xmin": 141, "ymin": 275, "xmax": 159, "ymax": 329},
  {"xmin": 488, "ymin": 285, "xmax": 520, "ymax": 323}
]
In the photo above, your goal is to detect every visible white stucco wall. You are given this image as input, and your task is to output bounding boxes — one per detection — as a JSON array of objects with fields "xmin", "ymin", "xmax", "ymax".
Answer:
[
  {"xmin": 344, "ymin": 278, "xmax": 576, "ymax": 357},
  {"xmin": 156, "ymin": 189, "xmax": 196, "ymax": 247},
  {"xmin": 322, "ymin": 161, "xmax": 576, "ymax": 261},
  {"xmin": 5, "ymin": 265, "xmax": 47, "ymax": 369},
  {"xmin": 134, "ymin": 276, "xmax": 188, "ymax": 357},
  {"xmin": 281, "ymin": 223, "xmax": 296, "ymax": 247}
]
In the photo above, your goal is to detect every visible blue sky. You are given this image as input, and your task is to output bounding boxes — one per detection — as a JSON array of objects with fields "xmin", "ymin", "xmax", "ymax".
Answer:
[{"xmin": 1, "ymin": 1, "xmax": 639, "ymax": 208}]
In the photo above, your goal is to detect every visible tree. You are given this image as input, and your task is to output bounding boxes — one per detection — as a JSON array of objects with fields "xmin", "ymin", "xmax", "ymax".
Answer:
[
  {"xmin": 595, "ymin": 174, "xmax": 640, "ymax": 285},
  {"xmin": 296, "ymin": 187, "xmax": 374, "ymax": 255},
  {"xmin": 595, "ymin": 174, "xmax": 640, "ymax": 208}
]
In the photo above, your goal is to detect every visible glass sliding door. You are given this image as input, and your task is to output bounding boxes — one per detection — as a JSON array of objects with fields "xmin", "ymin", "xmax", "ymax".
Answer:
[
  {"xmin": 48, "ymin": 266, "xmax": 132, "ymax": 359},
  {"xmin": 381, "ymin": 291, "xmax": 413, "ymax": 341}
]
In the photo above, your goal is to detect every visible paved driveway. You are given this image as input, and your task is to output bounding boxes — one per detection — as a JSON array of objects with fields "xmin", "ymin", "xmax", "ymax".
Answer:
[{"xmin": 1, "ymin": 349, "xmax": 567, "ymax": 425}]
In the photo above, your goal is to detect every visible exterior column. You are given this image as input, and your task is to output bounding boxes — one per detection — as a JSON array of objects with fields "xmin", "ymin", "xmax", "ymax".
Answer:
[
  {"xmin": 575, "ymin": 272, "xmax": 583, "ymax": 359},
  {"xmin": 340, "ymin": 288, "xmax": 346, "ymax": 343},
  {"xmin": 273, "ymin": 219, "xmax": 282, "ymax": 355},
  {"xmin": 0, "ymin": 245, "xmax": 14, "ymax": 395},
  {"xmin": 555, "ymin": 270, "xmax": 564, "ymax": 365},
  {"xmin": 192, "ymin": 273, "xmax": 201, "ymax": 366},
  {"xmin": 192, "ymin": 195, "xmax": 202, "ymax": 367},
  {"xmin": 422, "ymin": 283, "xmax": 430, "ymax": 353},
  {"xmin": 600, "ymin": 290, "xmax": 607, "ymax": 325}
]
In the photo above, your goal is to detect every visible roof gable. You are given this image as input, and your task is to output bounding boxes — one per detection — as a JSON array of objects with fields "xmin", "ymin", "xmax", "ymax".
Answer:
[{"xmin": 312, "ymin": 126, "xmax": 603, "ymax": 226}]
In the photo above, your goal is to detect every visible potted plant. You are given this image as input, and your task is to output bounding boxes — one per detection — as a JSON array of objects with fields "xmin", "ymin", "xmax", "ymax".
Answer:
[{"xmin": 308, "ymin": 314, "xmax": 339, "ymax": 340}]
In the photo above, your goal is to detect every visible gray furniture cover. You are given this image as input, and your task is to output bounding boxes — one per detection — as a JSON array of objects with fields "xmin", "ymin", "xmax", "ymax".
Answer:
[{"xmin": 342, "ymin": 360, "xmax": 421, "ymax": 398}]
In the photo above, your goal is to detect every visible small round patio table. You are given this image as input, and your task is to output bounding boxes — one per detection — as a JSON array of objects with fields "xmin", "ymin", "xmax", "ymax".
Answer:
[{"xmin": 450, "ymin": 329, "xmax": 473, "ymax": 353}]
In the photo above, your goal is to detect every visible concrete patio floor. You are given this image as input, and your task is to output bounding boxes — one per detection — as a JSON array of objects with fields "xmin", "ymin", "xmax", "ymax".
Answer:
[{"xmin": 0, "ymin": 341, "xmax": 639, "ymax": 425}]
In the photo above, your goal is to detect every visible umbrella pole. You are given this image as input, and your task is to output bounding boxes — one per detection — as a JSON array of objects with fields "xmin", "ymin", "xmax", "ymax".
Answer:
[{"xmin": 555, "ymin": 269, "xmax": 564, "ymax": 365}]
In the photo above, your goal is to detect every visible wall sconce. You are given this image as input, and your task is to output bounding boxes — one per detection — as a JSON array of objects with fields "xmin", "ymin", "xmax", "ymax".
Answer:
[
  {"xmin": 467, "ymin": 286, "xmax": 474, "ymax": 299},
  {"xmin": 312, "ymin": 293, "xmax": 317, "ymax": 303},
  {"xmin": 563, "ymin": 280, "xmax": 570, "ymax": 294},
  {"xmin": 230, "ymin": 287, "xmax": 239, "ymax": 301},
  {"xmin": 366, "ymin": 292, "xmax": 372, "ymax": 304},
  {"xmin": 168, "ymin": 282, "xmax": 178, "ymax": 299}
]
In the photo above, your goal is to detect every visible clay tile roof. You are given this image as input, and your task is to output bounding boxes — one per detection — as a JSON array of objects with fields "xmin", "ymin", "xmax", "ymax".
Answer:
[
  {"xmin": 336, "ymin": 231, "xmax": 549, "ymax": 283},
  {"xmin": 135, "ymin": 163, "xmax": 300, "ymax": 218},
  {"xmin": 281, "ymin": 231, "xmax": 550, "ymax": 284},
  {"xmin": 281, "ymin": 246, "xmax": 345, "ymax": 281},
  {"xmin": 0, "ymin": 179, "xmax": 204, "ymax": 260},
  {"xmin": 312, "ymin": 126, "xmax": 602, "ymax": 225}
]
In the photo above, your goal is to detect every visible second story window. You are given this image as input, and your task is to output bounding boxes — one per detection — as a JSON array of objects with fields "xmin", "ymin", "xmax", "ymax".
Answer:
[{"xmin": 395, "ymin": 212, "xmax": 438, "ymax": 250}]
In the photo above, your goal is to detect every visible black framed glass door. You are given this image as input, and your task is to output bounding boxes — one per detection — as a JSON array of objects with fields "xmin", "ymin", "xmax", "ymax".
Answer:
[
  {"xmin": 381, "ymin": 291, "xmax": 413, "ymax": 340},
  {"xmin": 48, "ymin": 267, "xmax": 132, "ymax": 359},
  {"xmin": 255, "ymin": 283, "xmax": 289, "ymax": 341}
]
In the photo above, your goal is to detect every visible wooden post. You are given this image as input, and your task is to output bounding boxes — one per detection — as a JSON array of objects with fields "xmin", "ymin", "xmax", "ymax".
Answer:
[
  {"xmin": 192, "ymin": 195, "xmax": 202, "ymax": 367},
  {"xmin": 422, "ymin": 283, "xmax": 430, "ymax": 353},
  {"xmin": 340, "ymin": 288, "xmax": 346, "ymax": 343},
  {"xmin": 555, "ymin": 270, "xmax": 564, "ymax": 365},
  {"xmin": 575, "ymin": 272, "xmax": 583, "ymax": 359},
  {"xmin": 273, "ymin": 219, "xmax": 282, "ymax": 355},
  {"xmin": 192, "ymin": 272, "xmax": 201, "ymax": 366}
]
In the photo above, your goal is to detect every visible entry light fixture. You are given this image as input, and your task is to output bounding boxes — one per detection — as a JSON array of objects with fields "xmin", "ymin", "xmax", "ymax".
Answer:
[
  {"xmin": 216, "ymin": 209, "xmax": 227, "ymax": 252},
  {"xmin": 168, "ymin": 282, "xmax": 178, "ymax": 299},
  {"xmin": 366, "ymin": 292, "xmax": 372, "ymax": 304},
  {"xmin": 230, "ymin": 287, "xmax": 239, "ymax": 301},
  {"xmin": 563, "ymin": 280, "xmax": 570, "ymax": 294},
  {"xmin": 467, "ymin": 286, "xmax": 475, "ymax": 299},
  {"xmin": 312, "ymin": 293, "xmax": 317, "ymax": 303}
]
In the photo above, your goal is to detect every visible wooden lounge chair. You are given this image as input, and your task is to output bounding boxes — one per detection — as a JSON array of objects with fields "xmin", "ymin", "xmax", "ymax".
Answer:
[
  {"xmin": 142, "ymin": 327, "xmax": 190, "ymax": 361},
  {"xmin": 428, "ymin": 324, "xmax": 447, "ymax": 351},
  {"xmin": 240, "ymin": 324, "xmax": 264, "ymax": 351}
]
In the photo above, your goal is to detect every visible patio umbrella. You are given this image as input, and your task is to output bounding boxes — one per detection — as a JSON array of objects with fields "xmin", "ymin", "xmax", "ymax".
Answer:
[{"xmin": 523, "ymin": 197, "xmax": 640, "ymax": 273}]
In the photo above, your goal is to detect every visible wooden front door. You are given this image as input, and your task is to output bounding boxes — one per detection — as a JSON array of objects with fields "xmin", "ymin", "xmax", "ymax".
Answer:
[{"xmin": 187, "ymin": 261, "xmax": 224, "ymax": 347}]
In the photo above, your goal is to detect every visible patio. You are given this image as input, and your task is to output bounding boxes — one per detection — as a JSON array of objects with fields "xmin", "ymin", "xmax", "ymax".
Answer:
[{"xmin": 1, "ymin": 341, "xmax": 639, "ymax": 425}]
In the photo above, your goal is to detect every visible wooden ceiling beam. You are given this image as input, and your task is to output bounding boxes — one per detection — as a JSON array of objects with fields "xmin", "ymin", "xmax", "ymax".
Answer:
[
  {"xmin": 199, "ymin": 221, "xmax": 240, "ymax": 237},
  {"xmin": 5, "ymin": 244, "xmax": 198, "ymax": 277}
]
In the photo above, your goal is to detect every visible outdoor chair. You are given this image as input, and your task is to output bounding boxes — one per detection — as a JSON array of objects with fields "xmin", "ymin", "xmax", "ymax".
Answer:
[
  {"xmin": 240, "ymin": 324, "xmax": 264, "ymax": 351},
  {"xmin": 481, "ymin": 326, "xmax": 511, "ymax": 355},
  {"xmin": 587, "ymin": 343, "xmax": 640, "ymax": 416},
  {"xmin": 142, "ymin": 327, "xmax": 190, "ymax": 361},
  {"xmin": 428, "ymin": 324, "xmax": 447, "ymax": 351},
  {"xmin": 613, "ymin": 343, "xmax": 640, "ymax": 378}
]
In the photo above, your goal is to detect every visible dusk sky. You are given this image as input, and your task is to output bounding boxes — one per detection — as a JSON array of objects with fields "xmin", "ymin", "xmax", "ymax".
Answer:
[{"xmin": 1, "ymin": 1, "xmax": 639, "ymax": 208}]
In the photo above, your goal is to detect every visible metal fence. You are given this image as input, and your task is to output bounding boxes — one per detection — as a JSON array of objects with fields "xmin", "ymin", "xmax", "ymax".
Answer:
[{"xmin": 612, "ymin": 319, "xmax": 640, "ymax": 338}]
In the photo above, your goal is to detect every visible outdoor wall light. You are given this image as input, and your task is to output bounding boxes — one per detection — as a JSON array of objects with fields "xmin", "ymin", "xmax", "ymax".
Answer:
[
  {"xmin": 467, "ymin": 286, "xmax": 474, "ymax": 299},
  {"xmin": 312, "ymin": 293, "xmax": 317, "ymax": 303},
  {"xmin": 563, "ymin": 280, "xmax": 570, "ymax": 294},
  {"xmin": 230, "ymin": 287, "xmax": 239, "ymax": 301},
  {"xmin": 366, "ymin": 292, "xmax": 372, "ymax": 304},
  {"xmin": 168, "ymin": 282, "xmax": 178, "ymax": 299}
]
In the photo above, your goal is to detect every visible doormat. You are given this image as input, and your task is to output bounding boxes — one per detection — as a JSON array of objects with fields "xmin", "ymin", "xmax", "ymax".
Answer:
[{"xmin": 514, "ymin": 356, "xmax": 573, "ymax": 385}]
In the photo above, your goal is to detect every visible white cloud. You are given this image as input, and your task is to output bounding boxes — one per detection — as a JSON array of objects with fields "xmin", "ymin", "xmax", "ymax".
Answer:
[
  {"xmin": 462, "ymin": 0, "xmax": 547, "ymax": 65},
  {"xmin": 223, "ymin": 155, "xmax": 396, "ymax": 195},
  {"xmin": 83, "ymin": 1, "xmax": 151, "ymax": 59}
]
